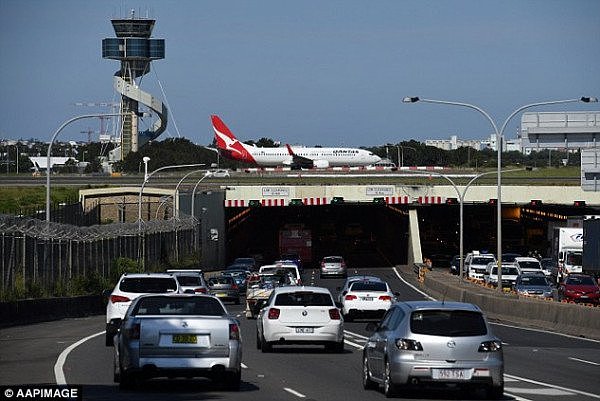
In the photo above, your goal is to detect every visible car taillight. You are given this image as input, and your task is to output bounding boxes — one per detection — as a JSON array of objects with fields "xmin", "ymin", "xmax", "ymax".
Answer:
[
  {"xmin": 321, "ymin": 262, "xmax": 325, "ymax": 268},
  {"xmin": 478, "ymin": 340, "xmax": 502, "ymax": 352},
  {"xmin": 345, "ymin": 294, "xmax": 357, "ymax": 300},
  {"xmin": 110, "ymin": 295, "xmax": 130, "ymax": 303},
  {"xmin": 341, "ymin": 262, "xmax": 346, "ymax": 268},
  {"xmin": 229, "ymin": 323, "xmax": 240, "ymax": 340},
  {"xmin": 329, "ymin": 308, "xmax": 341, "ymax": 320},
  {"xmin": 232, "ymin": 284, "xmax": 238, "ymax": 290},
  {"xmin": 126, "ymin": 323, "xmax": 140, "ymax": 340},
  {"xmin": 268, "ymin": 308, "xmax": 280, "ymax": 319},
  {"xmin": 379, "ymin": 295, "xmax": 392, "ymax": 301},
  {"xmin": 395, "ymin": 338, "xmax": 423, "ymax": 351},
  {"xmin": 195, "ymin": 288, "xmax": 207, "ymax": 293}
]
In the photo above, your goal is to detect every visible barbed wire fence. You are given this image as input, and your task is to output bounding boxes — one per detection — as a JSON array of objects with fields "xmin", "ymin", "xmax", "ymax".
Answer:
[{"xmin": 0, "ymin": 213, "xmax": 199, "ymax": 300}]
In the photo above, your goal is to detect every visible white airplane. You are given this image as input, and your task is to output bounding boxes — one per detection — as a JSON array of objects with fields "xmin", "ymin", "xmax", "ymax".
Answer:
[{"xmin": 211, "ymin": 115, "xmax": 381, "ymax": 169}]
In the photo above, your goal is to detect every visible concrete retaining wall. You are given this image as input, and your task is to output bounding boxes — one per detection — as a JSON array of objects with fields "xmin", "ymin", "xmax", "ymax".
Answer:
[
  {"xmin": 0, "ymin": 295, "xmax": 105, "ymax": 328},
  {"xmin": 417, "ymin": 266, "xmax": 600, "ymax": 340}
]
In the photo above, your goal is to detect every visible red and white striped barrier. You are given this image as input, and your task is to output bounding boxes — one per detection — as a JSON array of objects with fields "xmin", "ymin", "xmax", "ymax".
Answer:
[
  {"xmin": 303, "ymin": 197, "xmax": 328, "ymax": 206},
  {"xmin": 418, "ymin": 196, "xmax": 443, "ymax": 204},
  {"xmin": 261, "ymin": 199, "xmax": 286, "ymax": 207},
  {"xmin": 385, "ymin": 196, "xmax": 410, "ymax": 204},
  {"xmin": 225, "ymin": 199, "xmax": 246, "ymax": 207}
]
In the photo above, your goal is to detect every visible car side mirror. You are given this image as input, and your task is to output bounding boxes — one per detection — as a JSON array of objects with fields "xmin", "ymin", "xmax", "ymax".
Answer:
[
  {"xmin": 394, "ymin": 292, "xmax": 400, "ymax": 297},
  {"xmin": 365, "ymin": 322, "xmax": 378, "ymax": 332},
  {"xmin": 184, "ymin": 289, "xmax": 195, "ymax": 294},
  {"xmin": 334, "ymin": 301, "xmax": 343, "ymax": 309},
  {"xmin": 102, "ymin": 289, "xmax": 112, "ymax": 298},
  {"xmin": 336, "ymin": 286, "xmax": 341, "ymax": 291},
  {"xmin": 342, "ymin": 291, "xmax": 347, "ymax": 296}
]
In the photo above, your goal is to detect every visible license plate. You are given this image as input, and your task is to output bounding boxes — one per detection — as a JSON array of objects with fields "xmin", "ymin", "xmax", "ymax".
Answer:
[
  {"xmin": 362, "ymin": 297, "xmax": 374, "ymax": 301},
  {"xmin": 173, "ymin": 334, "xmax": 197, "ymax": 344},
  {"xmin": 295, "ymin": 327, "xmax": 314, "ymax": 333},
  {"xmin": 432, "ymin": 369, "xmax": 471, "ymax": 380}
]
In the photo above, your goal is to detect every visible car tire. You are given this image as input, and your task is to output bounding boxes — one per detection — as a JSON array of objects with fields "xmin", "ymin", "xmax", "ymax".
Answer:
[
  {"xmin": 362, "ymin": 354, "xmax": 377, "ymax": 390},
  {"xmin": 486, "ymin": 384, "xmax": 504, "ymax": 400},
  {"xmin": 325, "ymin": 341, "xmax": 344, "ymax": 353},
  {"xmin": 118, "ymin": 369, "xmax": 134, "ymax": 390},
  {"xmin": 383, "ymin": 358, "xmax": 396, "ymax": 398},
  {"xmin": 344, "ymin": 313, "xmax": 353, "ymax": 323},
  {"xmin": 260, "ymin": 333, "xmax": 272, "ymax": 353},
  {"xmin": 105, "ymin": 324, "xmax": 117, "ymax": 347},
  {"xmin": 256, "ymin": 331, "xmax": 261, "ymax": 350},
  {"xmin": 223, "ymin": 370, "xmax": 241, "ymax": 391}
]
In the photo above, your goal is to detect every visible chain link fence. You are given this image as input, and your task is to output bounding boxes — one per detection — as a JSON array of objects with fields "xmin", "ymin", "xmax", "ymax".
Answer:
[{"xmin": 0, "ymin": 213, "xmax": 200, "ymax": 300}]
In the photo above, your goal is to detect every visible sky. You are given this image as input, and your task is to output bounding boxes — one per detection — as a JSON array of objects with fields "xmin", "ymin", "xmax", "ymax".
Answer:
[{"xmin": 1, "ymin": 0, "xmax": 599, "ymax": 147}]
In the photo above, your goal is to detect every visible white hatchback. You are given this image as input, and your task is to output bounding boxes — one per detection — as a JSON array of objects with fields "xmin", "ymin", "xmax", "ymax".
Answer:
[
  {"xmin": 341, "ymin": 279, "xmax": 395, "ymax": 322},
  {"xmin": 256, "ymin": 286, "xmax": 344, "ymax": 353}
]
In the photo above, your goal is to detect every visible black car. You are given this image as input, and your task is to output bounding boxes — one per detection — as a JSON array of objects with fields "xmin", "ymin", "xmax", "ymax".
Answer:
[{"xmin": 449, "ymin": 255, "xmax": 462, "ymax": 275}]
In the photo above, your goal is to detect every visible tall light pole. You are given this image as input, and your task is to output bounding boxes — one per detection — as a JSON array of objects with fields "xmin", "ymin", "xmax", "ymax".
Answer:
[
  {"xmin": 46, "ymin": 113, "xmax": 124, "ymax": 222},
  {"xmin": 172, "ymin": 168, "xmax": 208, "ymax": 219},
  {"xmin": 403, "ymin": 96, "xmax": 597, "ymax": 291},
  {"xmin": 397, "ymin": 145, "xmax": 417, "ymax": 168},
  {"xmin": 190, "ymin": 171, "xmax": 214, "ymax": 219},
  {"xmin": 142, "ymin": 156, "xmax": 151, "ymax": 182}
]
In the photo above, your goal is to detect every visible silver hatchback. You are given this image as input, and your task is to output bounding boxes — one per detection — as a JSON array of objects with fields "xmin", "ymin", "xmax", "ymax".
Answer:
[
  {"xmin": 320, "ymin": 256, "xmax": 347, "ymax": 278},
  {"xmin": 362, "ymin": 301, "xmax": 504, "ymax": 398}
]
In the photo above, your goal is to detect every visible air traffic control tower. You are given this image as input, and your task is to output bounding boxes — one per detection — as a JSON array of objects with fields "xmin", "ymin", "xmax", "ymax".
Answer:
[{"xmin": 102, "ymin": 11, "xmax": 168, "ymax": 160}]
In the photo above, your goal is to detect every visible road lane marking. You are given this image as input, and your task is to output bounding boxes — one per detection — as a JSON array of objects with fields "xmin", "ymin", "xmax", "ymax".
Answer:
[
  {"xmin": 54, "ymin": 330, "xmax": 105, "ymax": 385},
  {"xmin": 503, "ymin": 393, "xmax": 533, "ymax": 401},
  {"xmin": 344, "ymin": 330, "xmax": 368, "ymax": 340},
  {"xmin": 392, "ymin": 267, "xmax": 436, "ymax": 300},
  {"xmin": 344, "ymin": 339, "xmax": 364, "ymax": 349},
  {"xmin": 241, "ymin": 363, "xmax": 248, "ymax": 369},
  {"xmin": 505, "ymin": 387, "xmax": 574, "ymax": 396},
  {"xmin": 504, "ymin": 373, "xmax": 600, "ymax": 399},
  {"xmin": 568, "ymin": 357, "xmax": 600, "ymax": 366},
  {"xmin": 283, "ymin": 387, "xmax": 306, "ymax": 398}
]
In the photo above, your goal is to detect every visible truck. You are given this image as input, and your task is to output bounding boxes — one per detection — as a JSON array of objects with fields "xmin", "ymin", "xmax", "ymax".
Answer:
[
  {"xmin": 552, "ymin": 227, "xmax": 583, "ymax": 276},
  {"xmin": 582, "ymin": 219, "xmax": 600, "ymax": 278},
  {"xmin": 278, "ymin": 223, "xmax": 312, "ymax": 267}
]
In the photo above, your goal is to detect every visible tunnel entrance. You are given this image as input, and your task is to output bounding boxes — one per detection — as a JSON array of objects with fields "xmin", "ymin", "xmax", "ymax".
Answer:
[{"xmin": 225, "ymin": 203, "xmax": 409, "ymax": 269}]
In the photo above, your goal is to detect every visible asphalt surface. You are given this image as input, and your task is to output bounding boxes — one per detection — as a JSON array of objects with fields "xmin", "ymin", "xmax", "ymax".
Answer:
[{"xmin": 1, "ymin": 266, "xmax": 599, "ymax": 401}]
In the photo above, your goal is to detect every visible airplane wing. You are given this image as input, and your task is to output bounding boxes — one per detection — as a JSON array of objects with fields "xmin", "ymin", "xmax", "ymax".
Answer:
[{"xmin": 285, "ymin": 144, "xmax": 315, "ymax": 169}]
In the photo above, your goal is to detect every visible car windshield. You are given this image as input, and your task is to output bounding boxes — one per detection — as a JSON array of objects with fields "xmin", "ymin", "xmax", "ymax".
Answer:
[
  {"xmin": 133, "ymin": 296, "xmax": 226, "ymax": 316},
  {"xmin": 502, "ymin": 254, "xmax": 520, "ymax": 262},
  {"xmin": 119, "ymin": 277, "xmax": 177, "ymax": 293},
  {"xmin": 175, "ymin": 275, "xmax": 203, "ymax": 286},
  {"xmin": 566, "ymin": 276, "xmax": 595, "ymax": 286},
  {"xmin": 566, "ymin": 253, "xmax": 582, "ymax": 265},
  {"xmin": 323, "ymin": 257, "xmax": 343, "ymax": 263},
  {"xmin": 350, "ymin": 281, "xmax": 387, "ymax": 292},
  {"xmin": 519, "ymin": 261, "xmax": 541, "ymax": 270},
  {"xmin": 274, "ymin": 291, "xmax": 333, "ymax": 306},
  {"xmin": 492, "ymin": 267, "xmax": 519, "ymax": 275},
  {"xmin": 519, "ymin": 276, "xmax": 549, "ymax": 286},
  {"xmin": 410, "ymin": 310, "xmax": 487, "ymax": 336},
  {"xmin": 209, "ymin": 277, "xmax": 233, "ymax": 285},
  {"xmin": 472, "ymin": 257, "xmax": 494, "ymax": 265}
]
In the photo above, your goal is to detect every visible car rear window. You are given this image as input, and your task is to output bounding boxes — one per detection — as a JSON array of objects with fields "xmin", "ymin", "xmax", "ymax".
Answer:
[
  {"xmin": 176, "ymin": 275, "xmax": 203, "ymax": 286},
  {"xmin": 134, "ymin": 296, "xmax": 226, "ymax": 316},
  {"xmin": 410, "ymin": 310, "xmax": 487, "ymax": 336},
  {"xmin": 472, "ymin": 257, "xmax": 494, "ymax": 265},
  {"xmin": 350, "ymin": 281, "xmax": 387, "ymax": 292},
  {"xmin": 274, "ymin": 291, "xmax": 333, "ymax": 306},
  {"xmin": 209, "ymin": 277, "xmax": 233, "ymax": 285},
  {"xmin": 323, "ymin": 257, "xmax": 343, "ymax": 263},
  {"xmin": 119, "ymin": 277, "xmax": 178, "ymax": 293},
  {"xmin": 518, "ymin": 261, "xmax": 542, "ymax": 270},
  {"xmin": 566, "ymin": 276, "xmax": 595, "ymax": 286},
  {"xmin": 519, "ymin": 276, "xmax": 549, "ymax": 286}
]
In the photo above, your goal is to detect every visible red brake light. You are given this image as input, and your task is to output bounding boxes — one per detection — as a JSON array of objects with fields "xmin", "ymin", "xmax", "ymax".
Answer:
[
  {"xmin": 321, "ymin": 261, "xmax": 325, "ymax": 268},
  {"xmin": 229, "ymin": 323, "xmax": 240, "ymax": 340},
  {"xmin": 379, "ymin": 295, "xmax": 392, "ymax": 301},
  {"xmin": 110, "ymin": 295, "xmax": 130, "ymax": 303},
  {"xmin": 268, "ymin": 308, "xmax": 280, "ymax": 319},
  {"xmin": 232, "ymin": 284, "xmax": 238, "ymax": 290},
  {"xmin": 329, "ymin": 308, "xmax": 341, "ymax": 320},
  {"xmin": 126, "ymin": 323, "xmax": 140, "ymax": 339},
  {"xmin": 195, "ymin": 288, "xmax": 207, "ymax": 293},
  {"xmin": 345, "ymin": 294, "xmax": 357, "ymax": 300}
]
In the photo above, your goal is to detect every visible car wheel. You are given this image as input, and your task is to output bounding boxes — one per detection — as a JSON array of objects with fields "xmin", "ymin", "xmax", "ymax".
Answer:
[
  {"xmin": 486, "ymin": 384, "xmax": 504, "ymax": 400},
  {"xmin": 223, "ymin": 370, "xmax": 241, "ymax": 391},
  {"xmin": 344, "ymin": 313, "xmax": 353, "ymax": 323},
  {"xmin": 105, "ymin": 325, "xmax": 117, "ymax": 347},
  {"xmin": 118, "ymin": 369, "xmax": 134, "ymax": 390},
  {"xmin": 362, "ymin": 354, "xmax": 377, "ymax": 390},
  {"xmin": 256, "ymin": 330, "xmax": 261, "ymax": 350},
  {"xmin": 325, "ymin": 341, "xmax": 344, "ymax": 353},
  {"xmin": 260, "ymin": 333, "xmax": 272, "ymax": 353},
  {"xmin": 383, "ymin": 358, "xmax": 396, "ymax": 398}
]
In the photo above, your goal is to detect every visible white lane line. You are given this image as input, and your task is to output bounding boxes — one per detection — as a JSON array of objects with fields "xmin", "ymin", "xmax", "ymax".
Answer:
[
  {"xmin": 54, "ymin": 330, "xmax": 105, "ymax": 385},
  {"xmin": 504, "ymin": 373, "xmax": 600, "ymax": 399},
  {"xmin": 392, "ymin": 267, "xmax": 436, "ymax": 301},
  {"xmin": 491, "ymin": 322, "xmax": 600, "ymax": 344},
  {"xmin": 283, "ymin": 387, "xmax": 306, "ymax": 398},
  {"xmin": 503, "ymin": 393, "xmax": 534, "ymax": 401},
  {"xmin": 241, "ymin": 363, "xmax": 248, "ymax": 369},
  {"xmin": 344, "ymin": 330, "xmax": 368, "ymax": 340},
  {"xmin": 344, "ymin": 339, "xmax": 364, "ymax": 349},
  {"xmin": 568, "ymin": 357, "xmax": 600, "ymax": 366},
  {"xmin": 505, "ymin": 387, "xmax": 574, "ymax": 396}
]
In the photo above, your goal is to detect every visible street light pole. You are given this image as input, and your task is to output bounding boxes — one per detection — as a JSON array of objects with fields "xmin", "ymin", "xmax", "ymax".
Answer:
[
  {"xmin": 172, "ymin": 168, "xmax": 208, "ymax": 219},
  {"xmin": 46, "ymin": 113, "xmax": 124, "ymax": 222},
  {"xmin": 397, "ymin": 145, "xmax": 417, "ymax": 168},
  {"xmin": 403, "ymin": 96, "xmax": 597, "ymax": 291},
  {"xmin": 190, "ymin": 171, "xmax": 214, "ymax": 219}
]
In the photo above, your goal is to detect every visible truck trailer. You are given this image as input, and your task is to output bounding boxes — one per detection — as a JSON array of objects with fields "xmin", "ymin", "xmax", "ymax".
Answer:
[
  {"xmin": 583, "ymin": 219, "xmax": 600, "ymax": 278},
  {"xmin": 553, "ymin": 227, "xmax": 583, "ymax": 275}
]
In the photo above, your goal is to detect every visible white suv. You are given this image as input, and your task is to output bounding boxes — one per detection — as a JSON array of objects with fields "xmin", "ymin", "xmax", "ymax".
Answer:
[
  {"xmin": 104, "ymin": 273, "xmax": 179, "ymax": 346},
  {"xmin": 467, "ymin": 254, "xmax": 497, "ymax": 281}
]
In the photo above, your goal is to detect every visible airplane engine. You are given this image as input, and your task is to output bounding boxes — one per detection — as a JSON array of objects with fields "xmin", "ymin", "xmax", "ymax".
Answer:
[{"xmin": 313, "ymin": 160, "xmax": 329, "ymax": 169}]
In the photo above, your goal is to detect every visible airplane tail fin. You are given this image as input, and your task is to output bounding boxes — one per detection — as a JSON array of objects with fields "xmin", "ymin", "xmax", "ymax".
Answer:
[
  {"xmin": 285, "ymin": 144, "xmax": 295, "ymax": 155},
  {"xmin": 211, "ymin": 115, "xmax": 238, "ymax": 150}
]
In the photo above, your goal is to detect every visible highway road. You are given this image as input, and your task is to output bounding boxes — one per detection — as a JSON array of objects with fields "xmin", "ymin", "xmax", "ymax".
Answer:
[{"xmin": 1, "ymin": 266, "xmax": 599, "ymax": 401}]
